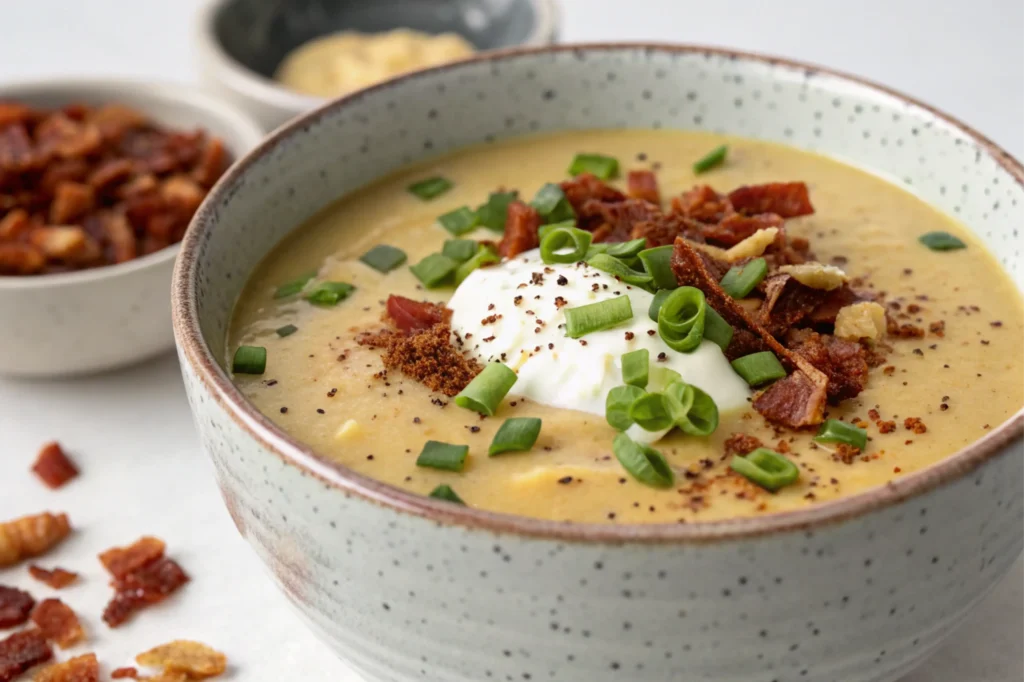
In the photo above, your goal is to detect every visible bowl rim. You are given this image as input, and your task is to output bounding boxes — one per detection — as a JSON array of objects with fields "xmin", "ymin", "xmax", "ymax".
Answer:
[
  {"xmin": 0, "ymin": 76, "xmax": 266, "ymax": 290},
  {"xmin": 193, "ymin": 0, "xmax": 562, "ymax": 114},
  {"xmin": 173, "ymin": 42, "xmax": 1024, "ymax": 544}
]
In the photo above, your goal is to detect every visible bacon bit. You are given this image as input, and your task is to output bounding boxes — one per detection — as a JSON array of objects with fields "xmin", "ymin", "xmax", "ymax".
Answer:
[
  {"xmin": 102, "ymin": 556, "xmax": 189, "ymax": 628},
  {"xmin": 727, "ymin": 182, "xmax": 814, "ymax": 218},
  {"xmin": 34, "ymin": 654, "xmax": 99, "ymax": 682},
  {"xmin": 0, "ymin": 512, "xmax": 71, "ymax": 568},
  {"xmin": 624, "ymin": 331, "xmax": 634, "ymax": 341},
  {"xmin": 111, "ymin": 667, "xmax": 139, "ymax": 679},
  {"xmin": 878, "ymin": 421, "xmax": 897, "ymax": 434},
  {"xmin": 498, "ymin": 200, "xmax": 541, "ymax": 258},
  {"xmin": 868, "ymin": 409, "xmax": 881, "ymax": 421},
  {"xmin": 584, "ymin": 198, "xmax": 662, "ymax": 243},
  {"xmin": 136, "ymin": 640, "xmax": 227, "ymax": 679},
  {"xmin": 758, "ymin": 274, "xmax": 828, "ymax": 337},
  {"xmin": 359, "ymin": 322, "xmax": 481, "ymax": 397},
  {"xmin": 904, "ymin": 418, "xmax": 927, "ymax": 434},
  {"xmin": 31, "ymin": 599, "xmax": 84, "ymax": 649},
  {"xmin": 626, "ymin": 170, "xmax": 660, "ymax": 204},
  {"xmin": 723, "ymin": 434, "xmax": 763, "ymax": 457},
  {"xmin": 0, "ymin": 586, "xmax": 35, "ymax": 629},
  {"xmin": 27, "ymin": 566, "xmax": 78, "ymax": 590},
  {"xmin": 832, "ymin": 443, "xmax": 862, "ymax": 464},
  {"xmin": 560, "ymin": 173, "xmax": 625, "ymax": 225},
  {"xmin": 31, "ymin": 443, "xmax": 79, "ymax": 490},
  {"xmin": 99, "ymin": 537, "xmax": 166, "ymax": 580},
  {"xmin": 775, "ymin": 440, "xmax": 791, "ymax": 454},
  {"xmin": 702, "ymin": 213, "xmax": 783, "ymax": 248},
  {"xmin": 0, "ymin": 242, "xmax": 46, "ymax": 275},
  {"xmin": 629, "ymin": 213, "xmax": 694, "ymax": 248},
  {"xmin": 384, "ymin": 296, "xmax": 450, "ymax": 334},
  {"xmin": 928, "ymin": 320, "xmax": 946, "ymax": 337},
  {"xmin": 887, "ymin": 317, "xmax": 926, "ymax": 338},
  {"xmin": 672, "ymin": 185, "xmax": 731, "ymax": 223},
  {"xmin": 882, "ymin": 365, "xmax": 896, "ymax": 376},
  {"xmin": 0, "ymin": 629, "xmax": 52, "ymax": 682},
  {"xmin": 554, "ymin": 296, "xmax": 567, "ymax": 309},
  {"xmin": 787, "ymin": 329, "xmax": 868, "ymax": 403}
]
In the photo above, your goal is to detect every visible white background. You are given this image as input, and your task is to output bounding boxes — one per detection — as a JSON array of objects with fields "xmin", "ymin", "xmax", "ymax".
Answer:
[{"xmin": 1, "ymin": 0, "xmax": 1021, "ymax": 680}]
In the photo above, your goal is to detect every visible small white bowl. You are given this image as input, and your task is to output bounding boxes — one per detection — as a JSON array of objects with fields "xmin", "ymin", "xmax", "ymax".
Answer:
[{"xmin": 0, "ymin": 79, "xmax": 265, "ymax": 378}]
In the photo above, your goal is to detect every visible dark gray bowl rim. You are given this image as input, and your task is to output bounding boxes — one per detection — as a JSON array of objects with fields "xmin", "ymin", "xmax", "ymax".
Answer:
[{"xmin": 173, "ymin": 42, "xmax": 1024, "ymax": 544}]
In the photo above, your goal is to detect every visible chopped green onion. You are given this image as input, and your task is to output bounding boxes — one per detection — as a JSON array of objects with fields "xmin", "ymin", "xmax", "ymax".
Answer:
[
  {"xmin": 275, "ymin": 324, "xmax": 298, "ymax": 338},
  {"xmin": 438, "ymin": 206, "xmax": 479, "ymax": 236},
  {"xmin": 416, "ymin": 440, "xmax": 468, "ymax": 471},
  {"xmin": 703, "ymin": 306, "xmax": 734, "ymax": 352},
  {"xmin": 442, "ymin": 239, "xmax": 479, "ymax": 263},
  {"xmin": 568, "ymin": 153, "xmax": 619, "ymax": 180},
  {"xmin": 730, "ymin": 448, "xmax": 799, "ymax": 492},
  {"xmin": 648, "ymin": 288, "xmax": 672, "ymax": 322},
  {"xmin": 531, "ymin": 183, "xmax": 575, "ymax": 223},
  {"xmin": 305, "ymin": 281, "xmax": 355, "ymax": 306},
  {"xmin": 564, "ymin": 295, "xmax": 633, "ymax": 339},
  {"xmin": 538, "ymin": 220, "xmax": 577, "ymax": 241},
  {"xmin": 637, "ymin": 245, "xmax": 677, "ymax": 290},
  {"xmin": 232, "ymin": 345, "xmax": 266, "ymax": 374},
  {"xmin": 605, "ymin": 385, "xmax": 645, "ymax": 431},
  {"xmin": 411, "ymin": 253, "xmax": 458, "ymax": 288},
  {"xmin": 604, "ymin": 238, "xmax": 648, "ymax": 259},
  {"xmin": 587, "ymin": 253, "xmax": 654, "ymax": 287},
  {"xmin": 359, "ymin": 245, "xmax": 407, "ymax": 273},
  {"xmin": 720, "ymin": 258, "xmax": 768, "ymax": 298},
  {"xmin": 454, "ymin": 244, "xmax": 500, "ymax": 285},
  {"xmin": 477, "ymin": 191, "xmax": 518, "ymax": 231},
  {"xmin": 489, "ymin": 417, "xmax": 542, "ymax": 456},
  {"xmin": 672, "ymin": 382, "xmax": 719, "ymax": 436},
  {"xmin": 658, "ymin": 286, "xmax": 706, "ymax": 353},
  {"xmin": 648, "ymin": 367, "xmax": 683, "ymax": 392},
  {"xmin": 408, "ymin": 176, "xmax": 453, "ymax": 200},
  {"xmin": 628, "ymin": 392, "xmax": 677, "ymax": 432},
  {"xmin": 273, "ymin": 271, "xmax": 317, "ymax": 299},
  {"xmin": 692, "ymin": 145, "xmax": 728, "ymax": 174},
  {"xmin": 540, "ymin": 226, "xmax": 592, "ymax": 264},
  {"xmin": 621, "ymin": 349, "xmax": 649, "ymax": 389},
  {"xmin": 815, "ymin": 419, "xmax": 868, "ymax": 450},
  {"xmin": 428, "ymin": 484, "xmax": 465, "ymax": 504},
  {"xmin": 919, "ymin": 231, "xmax": 966, "ymax": 251},
  {"xmin": 612, "ymin": 433, "xmax": 674, "ymax": 488},
  {"xmin": 731, "ymin": 351, "xmax": 787, "ymax": 387},
  {"xmin": 454, "ymin": 363, "xmax": 518, "ymax": 416}
]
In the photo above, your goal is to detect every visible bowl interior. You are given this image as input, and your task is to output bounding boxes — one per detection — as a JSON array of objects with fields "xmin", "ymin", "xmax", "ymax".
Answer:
[{"xmin": 213, "ymin": 0, "xmax": 545, "ymax": 79}]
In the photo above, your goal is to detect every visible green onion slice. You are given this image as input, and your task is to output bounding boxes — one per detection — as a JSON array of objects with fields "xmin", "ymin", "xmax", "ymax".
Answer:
[
  {"xmin": 621, "ymin": 349, "xmax": 649, "ymax": 388},
  {"xmin": 606, "ymin": 385, "xmax": 645, "ymax": 431},
  {"xmin": 428, "ymin": 484, "xmax": 465, "ymax": 504},
  {"xmin": 568, "ymin": 153, "xmax": 620, "ymax": 180},
  {"xmin": 648, "ymin": 367, "xmax": 683, "ymax": 392},
  {"xmin": 540, "ymin": 226, "xmax": 592, "ymax": 264},
  {"xmin": 454, "ymin": 363, "xmax": 518, "ymax": 416},
  {"xmin": 454, "ymin": 244, "xmax": 500, "ymax": 285},
  {"xmin": 489, "ymin": 417, "xmax": 542, "ymax": 456},
  {"xmin": 731, "ymin": 351, "xmax": 787, "ymax": 387},
  {"xmin": 305, "ymin": 281, "xmax": 355, "ymax": 306},
  {"xmin": 530, "ymin": 183, "xmax": 575, "ymax": 223},
  {"xmin": 359, "ymin": 245, "xmax": 407, "ymax": 273},
  {"xmin": 703, "ymin": 306, "xmax": 734, "ymax": 352},
  {"xmin": 658, "ymin": 286, "xmax": 706, "ymax": 353},
  {"xmin": 275, "ymin": 324, "xmax": 298, "ymax": 338},
  {"xmin": 538, "ymin": 220, "xmax": 577, "ymax": 241},
  {"xmin": 411, "ymin": 253, "xmax": 458, "ymax": 288},
  {"xmin": 720, "ymin": 258, "xmax": 768, "ymax": 298},
  {"xmin": 628, "ymin": 392, "xmax": 678, "ymax": 432},
  {"xmin": 587, "ymin": 253, "xmax": 654, "ymax": 287},
  {"xmin": 477, "ymin": 191, "xmax": 518, "ymax": 232},
  {"xmin": 438, "ymin": 206, "xmax": 479, "ymax": 236},
  {"xmin": 692, "ymin": 145, "xmax": 728, "ymax": 174},
  {"xmin": 416, "ymin": 440, "xmax": 469, "ymax": 471},
  {"xmin": 408, "ymin": 176, "xmax": 453, "ymax": 200},
  {"xmin": 564, "ymin": 295, "xmax": 634, "ymax": 339},
  {"xmin": 603, "ymin": 238, "xmax": 648, "ymax": 259},
  {"xmin": 442, "ymin": 239, "xmax": 479, "ymax": 263},
  {"xmin": 273, "ymin": 270, "xmax": 317, "ymax": 299},
  {"xmin": 814, "ymin": 419, "xmax": 868, "ymax": 450},
  {"xmin": 612, "ymin": 433, "xmax": 675, "ymax": 488},
  {"xmin": 232, "ymin": 345, "xmax": 266, "ymax": 375},
  {"xmin": 918, "ymin": 231, "xmax": 966, "ymax": 251},
  {"xmin": 648, "ymin": 288, "xmax": 672, "ymax": 322},
  {"xmin": 730, "ymin": 448, "xmax": 799, "ymax": 492},
  {"xmin": 637, "ymin": 245, "xmax": 677, "ymax": 290},
  {"xmin": 671, "ymin": 382, "xmax": 719, "ymax": 436}
]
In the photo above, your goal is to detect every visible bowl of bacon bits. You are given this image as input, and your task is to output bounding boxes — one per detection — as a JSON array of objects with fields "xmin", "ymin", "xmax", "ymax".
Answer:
[{"xmin": 0, "ymin": 79, "xmax": 264, "ymax": 377}]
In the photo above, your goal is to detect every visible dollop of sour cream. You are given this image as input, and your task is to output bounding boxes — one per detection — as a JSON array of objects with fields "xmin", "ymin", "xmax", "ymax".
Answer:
[{"xmin": 449, "ymin": 250, "xmax": 750, "ymax": 443}]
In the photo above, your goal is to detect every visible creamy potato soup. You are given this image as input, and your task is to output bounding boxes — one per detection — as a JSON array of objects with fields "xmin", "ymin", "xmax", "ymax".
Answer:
[{"xmin": 228, "ymin": 130, "xmax": 1023, "ymax": 524}]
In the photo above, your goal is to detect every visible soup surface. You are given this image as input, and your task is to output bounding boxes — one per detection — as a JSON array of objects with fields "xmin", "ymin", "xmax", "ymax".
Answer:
[{"xmin": 229, "ymin": 130, "xmax": 1023, "ymax": 524}]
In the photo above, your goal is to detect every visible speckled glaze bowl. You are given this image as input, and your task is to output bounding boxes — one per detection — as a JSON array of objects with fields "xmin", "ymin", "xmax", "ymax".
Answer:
[{"xmin": 173, "ymin": 45, "xmax": 1024, "ymax": 682}]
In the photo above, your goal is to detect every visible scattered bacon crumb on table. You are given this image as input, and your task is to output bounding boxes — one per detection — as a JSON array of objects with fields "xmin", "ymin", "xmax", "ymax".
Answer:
[
  {"xmin": 110, "ymin": 667, "xmax": 139, "ymax": 679},
  {"xmin": 31, "ymin": 598, "xmax": 85, "ymax": 649},
  {"xmin": 31, "ymin": 443, "xmax": 79, "ymax": 490},
  {"xmin": 27, "ymin": 566, "xmax": 78, "ymax": 590},
  {"xmin": 136, "ymin": 640, "xmax": 227, "ymax": 679},
  {"xmin": 98, "ymin": 537, "xmax": 189, "ymax": 628},
  {"xmin": 0, "ymin": 585, "xmax": 35, "ymax": 629},
  {"xmin": 0, "ymin": 628, "xmax": 52, "ymax": 682},
  {"xmin": 31, "ymin": 652, "xmax": 98, "ymax": 682}
]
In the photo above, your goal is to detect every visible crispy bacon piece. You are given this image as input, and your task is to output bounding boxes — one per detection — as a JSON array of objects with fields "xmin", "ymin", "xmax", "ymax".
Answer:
[
  {"xmin": 0, "ymin": 103, "xmax": 34, "ymax": 128},
  {"xmin": 560, "ymin": 173, "xmax": 625, "ymax": 212},
  {"xmin": 583, "ymin": 198, "xmax": 662, "ymax": 243},
  {"xmin": 498, "ymin": 200, "xmax": 540, "ymax": 258},
  {"xmin": 758, "ymin": 274, "xmax": 828, "ymax": 338},
  {"xmin": 192, "ymin": 138, "xmax": 227, "ymax": 188},
  {"xmin": 34, "ymin": 115, "xmax": 102, "ymax": 160},
  {"xmin": 99, "ymin": 537, "xmax": 166, "ymax": 580},
  {"xmin": 630, "ymin": 213, "xmax": 701, "ymax": 248},
  {"xmin": 787, "ymin": 329, "xmax": 869, "ymax": 402},
  {"xmin": 0, "ymin": 124, "xmax": 37, "ymax": 173},
  {"xmin": 49, "ymin": 182, "xmax": 95, "ymax": 224},
  {"xmin": 0, "ymin": 513, "xmax": 71, "ymax": 568},
  {"xmin": 33, "ymin": 653, "xmax": 99, "ymax": 682},
  {"xmin": 38, "ymin": 159, "xmax": 90, "ymax": 198},
  {"xmin": 671, "ymin": 185, "xmax": 731, "ymax": 223},
  {"xmin": 727, "ymin": 182, "xmax": 814, "ymax": 218},
  {"xmin": 31, "ymin": 442, "xmax": 79, "ymax": 490},
  {"xmin": 136, "ymin": 640, "xmax": 227, "ymax": 679},
  {"xmin": 89, "ymin": 104, "xmax": 149, "ymax": 142},
  {"xmin": 385, "ymin": 296, "xmax": 450, "ymax": 334},
  {"xmin": 88, "ymin": 158, "xmax": 135, "ymax": 194},
  {"xmin": 627, "ymin": 170, "xmax": 660, "ymax": 204},
  {"xmin": 111, "ymin": 667, "xmax": 138, "ymax": 679},
  {"xmin": 28, "ymin": 226, "xmax": 99, "ymax": 264},
  {"xmin": 723, "ymin": 434, "xmax": 764, "ymax": 457},
  {"xmin": 0, "ymin": 586, "xmax": 35, "ymax": 629},
  {"xmin": 94, "ymin": 210, "xmax": 137, "ymax": 264},
  {"xmin": 31, "ymin": 599, "xmax": 84, "ymax": 649},
  {"xmin": 0, "ymin": 242, "xmax": 45, "ymax": 275},
  {"xmin": 702, "ymin": 213, "xmax": 783, "ymax": 248},
  {"xmin": 807, "ymin": 285, "xmax": 862, "ymax": 326},
  {"xmin": 752, "ymin": 369, "xmax": 828, "ymax": 428},
  {"xmin": 0, "ymin": 209, "xmax": 29, "ymax": 241},
  {"xmin": 0, "ymin": 629, "xmax": 52, "ymax": 682},
  {"xmin": 103, "ymin": 557, "xmax": 190, "ymax": 628},
  {"xmin": 28, "ymin": 566, "xmax": 78, "ymax": 590}
]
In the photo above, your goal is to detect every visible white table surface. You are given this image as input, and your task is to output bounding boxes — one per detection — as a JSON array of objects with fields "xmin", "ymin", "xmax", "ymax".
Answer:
[{"xmin": 1, "ymin": 1, "xmax": 1021, "ymax": 680}]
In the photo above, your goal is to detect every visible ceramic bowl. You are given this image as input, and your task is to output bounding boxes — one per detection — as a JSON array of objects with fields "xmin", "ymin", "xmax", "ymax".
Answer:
[
  {"xmin": 0, "ymin": 79, "xmax": 264, "ymax": 378},
  {"xmin": 173, "ymin": 45, "xmax": 1024, "ymax": 682},
  {"xmin": 193, "ymin": 0, "xmax": 561, "ymax": 130}
]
